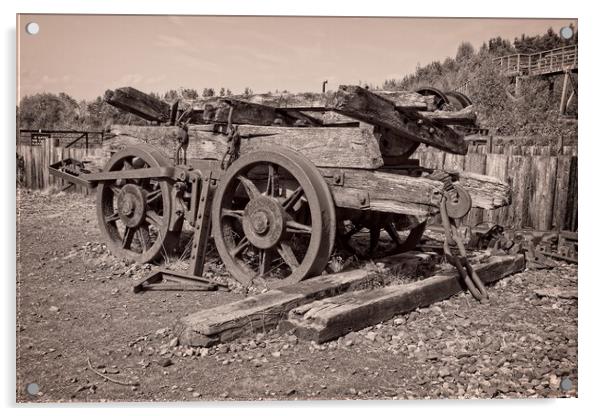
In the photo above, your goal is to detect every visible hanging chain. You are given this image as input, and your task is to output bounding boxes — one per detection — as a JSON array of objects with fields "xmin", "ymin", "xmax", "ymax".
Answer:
[{"xmin": 440, "ymin": 193, "xmax": 489, "ymax": 302}]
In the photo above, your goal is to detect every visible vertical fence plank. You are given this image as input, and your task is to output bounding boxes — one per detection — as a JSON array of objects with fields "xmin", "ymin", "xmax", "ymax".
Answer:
[
  {"xmin": 565, "ymin": 156, "xmax": 578, "ymax": 231},
  {"xmin": 483, "ymin": 154, "xmax": 509, "ymax": 225},
  {"xmin": 506, "ymin": 156, "xmax": 534, "ymax": 229},
  {"xmin": 443, "ymin": 154, "xmax": 465, "ymax": 172},
  {"xmin": 553, "ymin": 156, "xmax": 573, "ymax": 230},
  {"xmin": 530, "ymin": 156, "xmax": 558, "ymax": 230},
  {"xmin": 463, "ymin": 154, "xmax": 487, "ymax": 227}
]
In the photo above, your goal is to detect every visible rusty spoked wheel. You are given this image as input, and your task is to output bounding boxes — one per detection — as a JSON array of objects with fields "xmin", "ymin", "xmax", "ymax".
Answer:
[
  {"xmin": 212, "ymin": 147, "xmax": 336, "ymax": 288},
  {"xmin": 96, "ymin": 145, "xmax": 179, "ymax": 264}
]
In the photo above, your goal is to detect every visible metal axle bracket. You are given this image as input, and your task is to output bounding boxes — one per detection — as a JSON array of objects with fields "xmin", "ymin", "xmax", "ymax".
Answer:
[{"xmin": 132, "ymin": 269, "xmax": 229, "ymax": 293}]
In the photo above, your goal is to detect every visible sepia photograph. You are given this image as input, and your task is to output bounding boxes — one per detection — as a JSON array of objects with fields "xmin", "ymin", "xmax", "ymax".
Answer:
[{"xmin": 15, "ymin": 13, "xmax": 578, "ymax": 403}]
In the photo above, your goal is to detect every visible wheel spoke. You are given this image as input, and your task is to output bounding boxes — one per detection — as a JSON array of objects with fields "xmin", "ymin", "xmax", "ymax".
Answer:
[
  {"xmin": 146, "ymin": 210, "xmax": 162, "ymax": 227},
  {"xmin": 282, "ymin": 186, "xmax": 304, "ymax": 211},
  {"xmin": 277, "ymin": 242, "xmax": 299, "ymax": 270},
  {"xmin": 237, "ymin": 175, "xmax": 261, "ymax": 200},
  {"xmin": 258, "ymin": 249, "xmax": 273, "ymax": 276},
  {"xmin": 221, "ymin": 209, "xmax": 244, "ymax": 222},
  {"xmin": 230, "ymin": 236, "xmax": 250, "ymax": 258},
  {"xmin": 266, "ymin": 164, "xmax": 279, "ymax": 197},
  {"xmin": 137, "ymin": 227, "xmax": 150, "ymax": 252},
  {"xmin": 286, "ymin": 220, "xmax": 312, "ymax": 234},
  {"xmin": 122, "ymin": 159, "xmax": 133, "ymax": 170},
  {"xmin": 145, "ymin": 189, "xmax": 162, "ymax": 204},
  {"xmin": 105, "ymin": 212, "xmax": 120, "ymax": 223},
  {"xmin": 122, "ymin": 227, "xmax": 135, "ymax": 249}
]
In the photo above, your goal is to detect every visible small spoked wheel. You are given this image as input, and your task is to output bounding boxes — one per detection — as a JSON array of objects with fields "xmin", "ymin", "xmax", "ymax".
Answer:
[
  {"xmin": 96, "ymin": 145, "xmax": 179, "ymax": 264},
  {"xmin": 212, "ymin": 147, "xmax": 336, "ymax": 288}
]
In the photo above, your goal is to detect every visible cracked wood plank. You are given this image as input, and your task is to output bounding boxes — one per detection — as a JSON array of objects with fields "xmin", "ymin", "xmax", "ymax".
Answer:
[{"xmin": 282, "ymin": 254, "xmax": 525, "ymax": 343}]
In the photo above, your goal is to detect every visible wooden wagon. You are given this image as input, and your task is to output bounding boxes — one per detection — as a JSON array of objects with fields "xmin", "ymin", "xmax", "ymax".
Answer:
[{"xmin": 50, "ymin": 85, "xmax": 510, "ymax": 294}]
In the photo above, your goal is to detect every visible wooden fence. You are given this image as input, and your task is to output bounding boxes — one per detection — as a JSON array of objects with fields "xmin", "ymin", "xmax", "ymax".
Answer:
[
  {"xmin": 465, "ymin": 144, "xmax": 577, "ymax": 156},
  {"xmin": 415, "ymin": 149, "xmax": 578, "ymax": 232},
  {"xmin": 16, "ymin": 141, "xmax": 578, "ymax": 232},
  {"xmin": 16, "ymin": 141, "xmax": 106, "ymax": 194}
]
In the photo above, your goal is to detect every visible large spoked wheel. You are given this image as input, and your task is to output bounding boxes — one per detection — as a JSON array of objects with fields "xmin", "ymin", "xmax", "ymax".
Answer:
[
  {"xmin": 212, "ymin": 147, "xmax": 336, "ymax": 288},
  {"xmin": 96, "ymin": 145, "xmax": 179, "ymax": 264}
]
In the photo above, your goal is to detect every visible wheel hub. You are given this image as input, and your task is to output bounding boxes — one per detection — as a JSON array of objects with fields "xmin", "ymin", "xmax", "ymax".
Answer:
[
  {"xmin": 117, "ymin": 184, "xmax": 147, "ymax": 228},
  {"xmin": 242, "ymin": 196, "xmax": 285, "ymax": 249}
]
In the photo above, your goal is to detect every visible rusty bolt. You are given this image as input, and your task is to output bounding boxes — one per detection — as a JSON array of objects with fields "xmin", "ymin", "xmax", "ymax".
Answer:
[{"xmin": 428, "ymin": 127, "xmax": 435, "ymax": 134}]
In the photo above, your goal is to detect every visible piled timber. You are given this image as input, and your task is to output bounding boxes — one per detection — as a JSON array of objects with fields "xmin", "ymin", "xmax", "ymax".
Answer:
[
  {"xmin": 103, "ymin": 85, "xmax": 475, "ymax": 159},
  {"xmin": 176, "ymin": 251, "xmax": 442, "ymax": 347},
  {"xmin": 106, "ymin": 123, "xmax": 385, "ymax": 169},
  {"xmin": 332, "ymin": 85, "xmax": 469, "ymax": 155},
  {"xmin": 175, "ymin": 253, "xmax": 524, "ymax": 346},
  {"xmin": 104, "ymin": 88, "xmax": 172, "ymax": 123},
  {"xmin": 282, "ymin": 254, "xmax": 525, "ymax": 343},
  {"xmin": 175, "ymin": 269, "xmax": 376, "ymax": 347}
]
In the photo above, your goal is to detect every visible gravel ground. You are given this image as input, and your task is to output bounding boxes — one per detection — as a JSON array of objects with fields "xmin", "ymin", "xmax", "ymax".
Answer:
[{"xmin": 16, "ymin": 189, "xmax": 578, "ymax": 402}]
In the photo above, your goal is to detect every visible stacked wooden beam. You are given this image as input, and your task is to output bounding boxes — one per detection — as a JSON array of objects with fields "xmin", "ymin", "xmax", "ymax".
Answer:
[
  {"xmin": 104, "ymin": 85, "xmax": 475, "ymax": 156},
  {"xmin": 175, "ymin": 253, "xmax": 525, "ymax": 346}
]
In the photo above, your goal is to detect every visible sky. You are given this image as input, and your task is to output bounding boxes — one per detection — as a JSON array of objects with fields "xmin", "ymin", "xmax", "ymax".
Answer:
[{"xmin": 17, "ymin": 15, "xmax": 577, "ymax": 101}]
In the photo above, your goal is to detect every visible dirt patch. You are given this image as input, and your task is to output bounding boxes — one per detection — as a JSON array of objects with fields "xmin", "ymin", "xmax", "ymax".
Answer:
[{"xmin": 16, "ymin": 189, "xmax": 577, "ymax": 402}]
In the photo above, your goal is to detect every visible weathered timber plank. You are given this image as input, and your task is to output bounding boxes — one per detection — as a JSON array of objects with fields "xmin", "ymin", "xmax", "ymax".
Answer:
[
  {"xmin": 565, "ymin": 156, "xmax": 578, "ymax": 231},
  {"xmin": 175, "ymin": 269, "xmax": 375, "ymax": 346},
  {"xmin": 319, "ymin": 168, "xmax": 444, "ymax": 216},
  {"xmin": 506, "ymin": 156, "xmax": 533, "ymax": 229},
  {"xmin": 456, "ymin": 171, "xmax": 511, "ymax": 210},
  {"xmin": 186, "ymin": 90, "xmax": 431, "ymax": 111},
  {"xmin": 531, "ymin": 156, "xmax": 558, "ymax": 230},
  {"xmin": 105, "ymin": 87, "xmax": 171, "ymax": 123},
  {"xmin": 104, "ymin": 125, "xmax": 184, "ymax": 157},
  {"xmin": 283, "ymin": 255, "xmax": 525, "ymax": 343},
  {"xmin": 553, "ymin": 156, "xmax": 574, "ymax": 231},
  {"xmin": 211, "ymin": 99, "xmax": 321, "ymax": 127},
  {"xmin": 333, "ymin": 86, "xmax": 468, "ymax": 155},
  {"xmin": 483, "ymin": 154, "xmax": 509, "ymax": 224},
  {"xmin": 107, "ymin": 124, "xmax": 384, "ymax": 169},
  {"xmin": 417, "ymin": 105, "xmax": 477, "ymax": 126},
  {"xmin": 443, "ymin": 153, "xmax": 465, "ymax": 172},
  {"xmin": 462, "ymin": 154, "xmax": 487, "ymax": 226}
]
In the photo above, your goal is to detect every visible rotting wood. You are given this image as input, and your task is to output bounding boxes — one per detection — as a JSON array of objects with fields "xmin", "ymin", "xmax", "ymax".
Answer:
[
  {"xmin": 506, "ymin": 156, "xmax": 533, "ymax": 229},
  {"xmin": 417, "ymin": 105, "xmax": 477, "ymax": 125},
  {"xmin": 175, "ymin": 269, "xmax": 376, "ymax": 347},
  {"xmin": 462, "ymin": 153, "xmax": 486, "ymax": 227},
  {"xmin": 282, "ymin": 254, "xmax": 525, "ymax": 343},
  {"xmin": 107, "ymin": 124, "xmax": 385, "ymax": 169},
  {"xmin": 553, "ymin": 156, "xmax": 574, "ymax": 231},
  {"xmin": 333, "ymin": 85, "xmax": 468, "ymax": 155},
  {"xmin": 104, "ymin": 87, "xmax": 171, "ymax": 123},
  {"xmin": 319, "ymin": 167, "xmax": 444, "ymax": 216},
  {"xmin": 483, "ymin": 154, "xmax": 509, "ymax": 224},
  {"xmin": 456, "ymin": 171, "xmax": 512, "ymax": 210},
  {"xmin": 184, "ymin": 90, "xmax": 432, "ymax": 112},
  {"xmin": 531, "ymin": 156, "xmax": 558, "ymax": 230}
]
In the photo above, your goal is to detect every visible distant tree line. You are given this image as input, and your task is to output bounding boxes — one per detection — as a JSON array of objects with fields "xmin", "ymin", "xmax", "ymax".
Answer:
[
  {"xmin": 17, "ymin": 86, "xmax": 252, "ymax": 131},
  {"xmin": 382, "ymin": 25, "xmax": 578, "ymax": 140}
]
